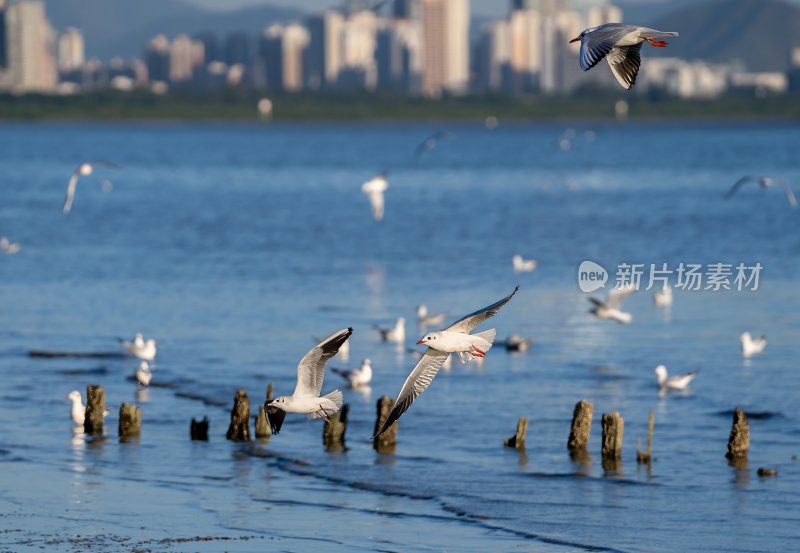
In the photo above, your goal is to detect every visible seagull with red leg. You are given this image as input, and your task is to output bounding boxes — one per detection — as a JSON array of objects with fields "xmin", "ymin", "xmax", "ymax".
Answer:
[{"xmin": 570, "ymin": 23, "xmax": 679, "ymax": 90}]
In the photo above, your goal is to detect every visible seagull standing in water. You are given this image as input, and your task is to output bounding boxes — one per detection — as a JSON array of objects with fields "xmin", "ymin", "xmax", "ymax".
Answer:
[
  {"xmin": 655, "ymin": 365, "xmax": 698, "ymax": 393},
  {"xmin": 0, "ymin": 237, "xmax": 21, "ymax": 254},
  {"xmin": 570, "ymin": 23, "xmax": 678, "ymax": 90},
  {"xmin": 63, "ymin": 161, "xmax": 120, "ymax": 214},
  {"xmin": 374, "ymin": 317, "xmax": 405, "ymax": 344},
  {"xmin": 362, "ymin": 171, "xmax": 389, "ymax": 221},
  {"xmin": 740, "ymin": 332, "xmax": 767, "ymax": 357},
  {"xmin": 264, "ymin": 328, "xmax": 352, "ymax": 434},
  {"xmin": 416, "ymin": 304, "xmax": 447, "ymax": 329},
  {"xmin": 588, "ymin": 285, "xmax": 636, "ymax": 324},
  {"xmin": 724, "ymin": 176, "xmax": 798, "ymax": 208},
  {"xmin": 653, "ymin": 282, "xmax": 673, "ymax": 307},
  {"xmin": 119, "ymin": 333, "xmax": 157, "ymax": 361},
  {"xmin": 135, "ymin": 361, "xmax": 152, "ymax": 387},
  {"xmin": 67, "ymin": 390, "xmax": 86, "ymax": 426},
  {"xmin": 331, "ymin": 358, "xmax": 373, "ymax": 388},
  {"xmin": 374, "ymin": 287, "xmax": 518, "ymax": 438}
]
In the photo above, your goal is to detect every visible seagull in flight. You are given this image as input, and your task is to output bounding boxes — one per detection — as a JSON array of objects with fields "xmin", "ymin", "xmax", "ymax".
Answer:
[
  {"xmin": 588, "ymin": 285, "xmax": 636, "ymax": 324},
  {"xmin": 414, "ymin": 131, "xmax": 454, "ymax": 158},
  {"xmin": 63, "ymin": 161, "xmax": 121, "ymax": 214},
  {"xmin": 374, "ymin": 287, "xmax": 518, "ymax": 438},
  {"xmin": 264, "ymin": 327, "xmax": 352, "ymax": 434},
  {"xmin": 362, "ymin": 171, "xmax": 389, "ymax": 221},
  {"xmin": 570, "ymin": 23, "xmax": 678, "ymax": 90},
  {"xmin": 118, "ymin": 333, "xmax": 157, "ymax": 361},
  {"xmin": 724, "ymin": 176, "xmax": 797, "ymax": 208},
  {"xmin": 739, "ymin": 332, "xmax": 767, "ymax": 358},
  {"xmin": 655, "ymin": 365, "xmax": 698, "ymax": 393},
  {"xmin": 512, "ymin": 255, "xmax": 537, "ymax": 273},
  {"xmin": 331, "ymin": 358, "xmax": 373, "ymax": 388}
]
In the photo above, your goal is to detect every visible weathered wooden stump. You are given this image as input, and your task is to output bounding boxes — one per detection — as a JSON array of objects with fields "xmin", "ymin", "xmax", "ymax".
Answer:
[
  {"xmin": 636, "ymin": 411, "xmax": 655, "ymax": 464},
  {"xmin": 191, "ymin": 417, "xmax": 209, "ymax": 441},
  {"xmin": 726, "ymin": 407, "xmax": 749, "ymax": 460},
  {"xmin": 503, "ymin": 417, "xmax": 527, "ymax": 450},
  {"xmin": 373, "ymin": 395, "xmax": 397, "ymax": 453},
  {"xmin": 265, "ymin": 383, "xmax": 273, "ymax": 402},
  {"xmin": 567, "ymin": 400, "xmax": 593, "ymax": 452},
  {"xmin": 323, "ymin": 404, "xmax": 349, "ymax": 449},
  {"xmin": 757, "ymin": 467, "xmax": 778, "ymax": 477},
  {"xmin": 601, "ymin": 411, "xmax": 624, "ymax": 459},
  {"xmin": 255, "ymin": 383, "xmax": 273, "ymax": 439},
  {"xmin": 118, "ymin": 403, "xmax": 141, "ymax": 437},
  {"xmin": 226, "ymin": 389, "xmax": 251, "ymax": 442},
  {"xmin": 84, "ymin": 384, "xmax": 106, "ymax": 436}
]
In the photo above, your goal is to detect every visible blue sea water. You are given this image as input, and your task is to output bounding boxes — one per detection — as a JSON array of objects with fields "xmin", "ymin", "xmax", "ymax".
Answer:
[{"xmin": 0, "ymin": 120, "xmax": 798, "ymax": 552}]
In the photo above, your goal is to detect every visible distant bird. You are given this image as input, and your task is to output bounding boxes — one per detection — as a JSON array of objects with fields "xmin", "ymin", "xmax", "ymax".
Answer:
[
  {"xmin": 512, "ymin": 255, "xmax": 537, "ymax": 273},
  {"xmin": 588, "ymin": 285, "xmax": 636, "ymax": 324},
  {"xmin": 655, "ymin": 365, "xmax": 698, "ymax": 391},
  {"xmin": 414, "ymin": 131, "xmax": 454, "ymax": 157},
  {"xmin": 740, "ymin": 332, "xmax": 767, "ymax": 358},
  {"xmin": 0, "ymin": 236, "xmax": 21, "ymax": 254},
  {"xmin": 374, "ymin": 287, "xmax": 518, "ymax": 438},
  {"xmin": 361, "ymin": 171, "xmax": 389, "ymax": 221},
  {"xmin": 374, "ymin": 317, "xmax": 405, "ymax": 344},
  {"xmin": 264, "ymin": 328, "xmax": 352, "ymax": 435},
  {"xmin": 653, "ymin": 282, "xmax": 673, "ymax": 307},
  {"xmin": 331, "ymin": 358, "xmax": 373, "ymax": 388},
  {"xmin": 63, "ymin": 161, "xmax": 120, "ymax": 214},
  {"xmin": 500, "ymin": 334, "xmax": 533, "ymax": 352},
  {"xmin": 416, "ymin": 304, "xmax": 447, "ymax": 328},
  {"xmin": 118, "ymin": 333, "xmax": 157, "ymax": 361},
  {"xmin": 724, "ymin": 176, "xmax": 798, "ymax": 208},
  {"xmin": 66, "ymin": 390, "xmax": 86, "ymax": 426},
  {"xmin": 570, "ymin": 23, "xmax": 679, "ymax": 90},
  {"xmin": 135, "ymin": 361, "xmax": 152, "ymax": 387}
]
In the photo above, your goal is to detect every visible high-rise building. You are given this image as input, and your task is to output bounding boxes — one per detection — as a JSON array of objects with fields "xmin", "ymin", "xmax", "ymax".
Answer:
[
  {"xmin": 304, "ymin": 10, "xmax": 344, "ymax": 90},
  {"xmin": 476, "ymin": 20, "xmax": 510, "ymax": 91},
  {"xmin": 57, "ymin": 27, "xmax": 84, "ymax": 72},
  {"xmin": 194, "ymin": 31, "xmax": 220, "ymax": 63},
  {"xmin": 421, "ymin": 0, "xmax": 469, "ymax": 96},
  {"xmin": 339, "ymin": 9, "xmax": 379, "ymax": 90},
  {"xmin": 169, "ymin": 34, "xmax": 204, "ymax": 83},
  {"xmin": 259, "ymin": 23, "xmax": 309, "ymax": 92},
  {"xmin": 225, "ymin": 32, "xmax": 252, "ymax": 67},
  {"xmin": 394, "ymin": 0, "xmax": 420, "ymax": 19},
  {"xmin": 376, "ymin": 18, "xmax": 423, "ymax": 93},
  {"xmin": 0, "ymin": 0, "xmax": 7, "ymax": 69},
  {"xmin": 508, "ymin": 8, "xmax": 542, "ymax": 92},
  {"xmin": 4, "ymin": 0, "xmax": 57, "ymax": 92},
  {"xmin": 144, "ymin": 34, "xmax": 170, "ymax": 83}
]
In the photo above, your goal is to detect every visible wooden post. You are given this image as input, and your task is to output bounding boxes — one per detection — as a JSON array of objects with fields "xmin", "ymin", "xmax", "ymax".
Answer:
[
  {"xmin": 255, "ymin": 383, "xmax": 273, "ymax": 438},
  {"xmin": 265, "ymin": 383, "xmax": 273, "ymax": 402},
  {"xmin": 567, "ymin": 400, "xmax": 593, "ymax": 451},
  {"xmin": 373, "ymin": 395, "xmax": 397, "ymax": 453},
  {"xmin": 191, "ymin": 417, "xmax": 209, "ymax": 441},
  {"xmin": 84, "ymin": 384, "xmax": 105, "ymax": 436},
  {"xmin": 323, "ymin": 404, "xmax": 349, "ymax": 449},
  {"xmin": 226, "ymin": 389, "xmax": 251, "ymax": 442},
  {"xmin": 636, "ymin": 410, "xmax": 654, "ymax": 464},
  {"xmin": 118, "ymin": 403, "xmax": 141, "ymax": 438},
  {"xmin": 726, "ymin": 407, "xmax": 749, "ymax": 460},
  {"xmin": 503, "ymin": 417, "xmax": 527, "ymax": 450},
  {"xmin": 601, "ymin": 411, "xmax": 624, "ymax": 460}
]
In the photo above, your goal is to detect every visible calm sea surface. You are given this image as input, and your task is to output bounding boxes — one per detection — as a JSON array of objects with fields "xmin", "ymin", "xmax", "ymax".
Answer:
[{"xmin": 0, "ymin": 120, "xmax": 798, "ymax": 552}]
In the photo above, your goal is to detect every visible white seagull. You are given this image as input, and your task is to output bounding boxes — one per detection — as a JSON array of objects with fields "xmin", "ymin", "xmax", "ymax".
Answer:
[
  {"xmin": 653, "ymin": 282, "xmax": 673, "ymax": 307},
  {"xmin": 512, "ymin": 255, "xmax": 537, "ymax": 273},
  {"xmin": 264, "ymin": 327, "xmax": 352, "ymax": 434},
  {"xmin": 119, "ymin": 333, "xmax": 157, "ymax": 361},
  {"xmin": 361, "ymin": 171, "xmax": 389, "ymax": 221},
  {"xmin": 501, "ymin": 334, "xmax": 533, "ymax": 352},
  {"xmin": 655, "ymin": 365, "xmax": 698, "ymax": 392},
  {"xmin": 407, "ymin": 347, "xmax": 453, "ymax": 370},
  {"xmin": 331, "ymin": 358, "xmax": 373, "ymax": 388},
  {"xmin": 374, "ymin": 317, "xmax": 405, "ymax": 344},
  {"xmin": 135, "ymin": 361, "xmax": 152, "ymax": 387},
  {"xmin": 724, "ymin": 176, "xmax": 798, "ymax": 208},
  {"xmin": 740, "ymin": 332, "xmax": 767, "ymax": 357},
  {"xmin": 66, "ymin": 390, "xmax": 86, "ymax": 426},
  {"xmin": 416, "ymin": 304, "xmax": 447, "ymax": 328},
  {"xmin": 588, "ymin": 285, "xmax": 636, "ymax": 324},
  {"xmin": 0, "ymin": 237, "xmax": 21, "ymax": 254},
  {"xmin": 63, "ymin": 161, "xmax": 120, "ymax": 214},
  {"xmin": 570, "ymin": 23, "xmax": 679, "ymax": 90},
  {"xmin": 374, "ymin": 287, "xmax": 518, "ymax": 438}
]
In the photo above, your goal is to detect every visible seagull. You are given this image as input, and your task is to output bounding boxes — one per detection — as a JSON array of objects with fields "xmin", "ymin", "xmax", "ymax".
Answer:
[
  {"xmin": 374, "ymin": 287, "xmax": 518, "ymax": 438},
  {"xmin": 0, "ymin": 237, "xmax": 21, "ymax": 254},
  {"xmin": 740, "ymin": 332, "xmax": 767, "ymax": 357},
  {"xmin": 724, "ymin": 176, "xmax": 798, "ymax": 208},
  {"xmin": 570, "ymin": 23, "xmax": 679, "ymax": 90},
  {"xmin": 264, "ymin": 327, "xmax": 352, "ymax": 434},
  {"xmin": 312, "ymin": 334, "xmax": 349, "ymax": 361},
  {"xmin": 407, "ymin": 347, "xmax": 453, "ymax": 370},
  {"xmin": 118, "ymin": 333, "xmax": 157, "ymax": 361},
  {"xmin": 500, "ymin": 334, "xmax": 533, "ymax": 352},
  {"xmin": 512, "ymin": 255, "xmax": 537, "ymax": 273},
  {"xmin": 135, "ymin": 361, "xmax": 152, "ymax": 387},
  {"xmin": 655, "ymin": 365, "xmax": 698, "ymax": 391},
  {"xmin": 414, "ymin": 131, "xmax": 454, "ymax": 158},
  {"xmin": 331, "ymin": 358, "xmax": 373, "ymax": 388},
  {"xmin": 361, "ymin": 171, "xmax": 389, "ymax": 221},
  {"xmin": 653, "ymin": 282, "xmax": 673, "ymax": 307},
  {"xmin": 63, "ymin": 161, "xmax": 120, "ymax": 214},
  {"xmin": 374, "ymin": 317, "xmax": 405, "ymax": 344},
  {"xmin": 416, "ymin": 304, "xmax": 447, "ymax": 328},
  {"xmin": 66, "ymin": 390, "xmax": 111, "ymax": 425},
  {"xmin": 588, "ymin": 285, "xmax": 636, "ymax": 324}
]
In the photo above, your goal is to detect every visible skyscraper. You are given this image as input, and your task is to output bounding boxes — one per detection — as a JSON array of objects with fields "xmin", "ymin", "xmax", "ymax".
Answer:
[
  {"xmin": 169, "ymin": 34, "xmax": 204, "ymax": 83},
  {"xmin": 4, "ymin": 0, "xmax": 57, "ymax": 92},
  {"xmin": 259, "ymin": 23, "xmax": 309, "ymax": 92},
  {"xmin": 394, "ymin": 0, "xmax": 420, "ymax": 19},
  {"xmin": 57, "ymin": 27, "xmax": 84, "ymax": 73},
  {"xmin": 304, "ymin": 10, "xmax": 344, "ymax": 90},
  {"xmin": 376, "ymin": 18, "xmax": 423, "ymax": 93},
  {"xmin": 0, "ymin": 0, "xmax": 7, "ymax": 69},
  {"xmin": 144, "ymin": 34, "xmax": 170, "ymax": 83},
  {"xmin": 421, "ymin": 0, "xmax": 469, "ymax": 96}
]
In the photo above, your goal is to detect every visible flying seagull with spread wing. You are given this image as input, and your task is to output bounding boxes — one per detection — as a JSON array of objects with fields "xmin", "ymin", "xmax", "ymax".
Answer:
[
  {"xmin": 63, "ymin": 161, "xmax": 120, "ymax": 214},
  {"xmin": 724, "ymin": 176, "xmax": 798, "ymax": 208}
]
